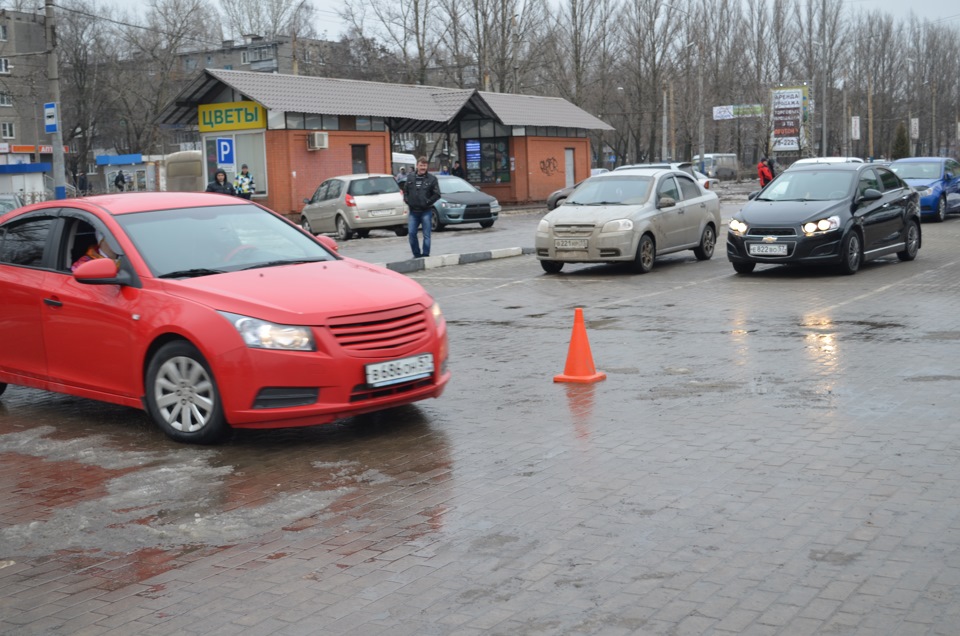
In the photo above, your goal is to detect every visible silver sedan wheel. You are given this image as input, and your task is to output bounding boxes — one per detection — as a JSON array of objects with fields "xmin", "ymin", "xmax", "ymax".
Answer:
[{"xmin": 153, "ymin": 356, "xmax": 216, "ymax": 433}]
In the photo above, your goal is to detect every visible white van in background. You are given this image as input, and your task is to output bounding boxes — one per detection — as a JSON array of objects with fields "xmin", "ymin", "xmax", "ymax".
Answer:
[
  {"xmin": 693, "ymin": 153, "xmax": 739, "ymax": 180},
  {"xmin": 392, "ymin": 152, "xmax": 417, "ymax": 177}
]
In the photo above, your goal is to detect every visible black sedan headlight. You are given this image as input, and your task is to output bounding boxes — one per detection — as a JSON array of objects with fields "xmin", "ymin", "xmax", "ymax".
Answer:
[
  {"xmin": 729, "ymin": 219, "xmax": 748, "ymax": 236},
  {"xmin": 801, "ymin": 215, "xmax": 840, "ymax": 235}
]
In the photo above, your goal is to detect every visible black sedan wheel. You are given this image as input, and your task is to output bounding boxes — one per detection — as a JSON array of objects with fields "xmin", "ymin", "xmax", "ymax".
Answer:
[
  {"xmin": 479, "ymin": 220, "xmax": 494, "ymax": 229},
  {"xmin": 631, "ymin": 234, "xmax": 655, "ymax": 274},
  {"xmin": 394, "ymin": 226, "xmax": 409, "ymax": 237},
  {"xmin": 897, "ymin": 220, "xmax": 920, "ymax": 261},
  {"xmin": 693, "ymin": 225, "xmax": 716, "ymax": 260},
  {"xmin": 837, "ymin": 231, "xmax": 862, "ymax": 275},
  {"xmin": 540, "ymin": 260, "xmax": 563, "ymax": 274},
  {"xmin": 935, "ymin": 196, "xmax": 947, "ymax": 222},
  {"xmin": 732, "ymin": 261, "xmax": 755, "ymax": 274},
  {"xmin": 145, "ymin": 341, "xmax": 228, "ymax": 445},
  {"xmin": 356, "ymin": 229, "xmax": 370, "ymax": 238}
]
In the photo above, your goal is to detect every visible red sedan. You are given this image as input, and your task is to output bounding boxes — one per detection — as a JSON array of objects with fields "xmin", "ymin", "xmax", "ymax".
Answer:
[{"xmin": 0, "ymin": 192, "xmax": 449, "ymax": 443}]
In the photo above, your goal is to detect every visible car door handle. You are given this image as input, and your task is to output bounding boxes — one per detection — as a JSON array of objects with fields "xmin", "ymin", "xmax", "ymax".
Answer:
[{"xmin": 43, "ymin": 297, "xmax": 63, "ymax": 308}]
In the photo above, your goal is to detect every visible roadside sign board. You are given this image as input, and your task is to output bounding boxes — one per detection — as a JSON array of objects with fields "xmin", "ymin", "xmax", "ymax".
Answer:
[{"xmin": 44, "ymin": 102, "xmax": 58, "ymax": 134}]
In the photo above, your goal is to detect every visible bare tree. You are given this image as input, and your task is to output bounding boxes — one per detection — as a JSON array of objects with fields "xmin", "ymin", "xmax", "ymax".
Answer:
[
  {"xmin": 57, "ymin": 0, "xmax": 118, "ymax": 181},
  {"xmin": 219, "ymin": 0, "xmax": 316, "ymax": 40},
  {"xmin": 107, "ymin": 0, "xmax": 221, "ymax": 154}
]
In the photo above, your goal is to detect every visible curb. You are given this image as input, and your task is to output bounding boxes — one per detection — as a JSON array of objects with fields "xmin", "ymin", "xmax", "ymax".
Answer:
[{"xmin": 378, "ymin": 247, "xmax": 535, "ymax": 273}]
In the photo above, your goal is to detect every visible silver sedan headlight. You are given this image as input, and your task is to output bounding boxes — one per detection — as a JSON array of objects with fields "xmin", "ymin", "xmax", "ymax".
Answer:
[
  {"xmin": 601, "ymin": 219, "xmax": 633, "ymax": 233},
  {"xmin": 219, "ymin": 312, "xmax": 315, "ymax": 351},
  {"xmin": 537, "ymin": 219, "xmax": 550, "ymax": 232},
  {"xmin": 491, "ymin": 199, "xmax": 501, "ymax": 212}
]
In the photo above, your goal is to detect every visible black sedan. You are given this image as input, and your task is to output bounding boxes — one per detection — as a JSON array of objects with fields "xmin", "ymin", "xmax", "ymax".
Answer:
[
  {"xmin": 431, "ymin": 176, "xmax": 501, "ymax": 230},
  {"xmin": 726, "ymin": 163, "xmax": 921, "ymax": 275}
]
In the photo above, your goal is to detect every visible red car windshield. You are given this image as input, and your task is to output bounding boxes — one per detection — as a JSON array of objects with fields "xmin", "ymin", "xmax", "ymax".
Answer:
[{"xmin": 117, "ymin": 204, "xmax": 337, "ymax": 278}]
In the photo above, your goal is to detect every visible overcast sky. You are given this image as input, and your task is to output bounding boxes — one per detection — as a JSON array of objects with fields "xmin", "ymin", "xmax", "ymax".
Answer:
[{"xmin": 98, "ymin": 0, "xmax": 958, "ymax": 42}]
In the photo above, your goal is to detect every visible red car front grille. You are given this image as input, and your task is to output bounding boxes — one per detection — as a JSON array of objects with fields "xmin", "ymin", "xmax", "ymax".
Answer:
[{"xmin": 328, "ymin": 304, "xmax": 428, "ymax": 353}]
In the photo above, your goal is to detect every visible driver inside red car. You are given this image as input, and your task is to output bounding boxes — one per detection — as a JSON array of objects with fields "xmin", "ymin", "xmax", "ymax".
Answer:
[{"xmin": 71, "ymin": 231, "xmax": 118, "ymax": 272}]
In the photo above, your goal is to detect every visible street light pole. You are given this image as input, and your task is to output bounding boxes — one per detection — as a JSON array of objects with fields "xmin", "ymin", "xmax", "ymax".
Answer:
[
  {"xmin": 45, "ymin": 0, "xmax": 66, "ymax": 200},
  {"xmin": 697, "ymin": 48, "xmax": 704, "ymax": 173}
]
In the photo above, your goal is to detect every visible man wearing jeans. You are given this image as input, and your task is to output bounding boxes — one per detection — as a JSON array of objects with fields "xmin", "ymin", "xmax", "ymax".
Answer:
[{"xmin": 403, "ymin": 157, "xmax": 441, "ymax": 258}]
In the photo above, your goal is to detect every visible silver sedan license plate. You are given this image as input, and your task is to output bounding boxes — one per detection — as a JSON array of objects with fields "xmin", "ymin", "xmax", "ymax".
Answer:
[
  {"xmin": 555, "ymin": 238, "xmax": 589, "ymax": 249},
  {"xmin": 368, "ymin": 209, "xmax": 395, "ymax": 217},
  {"xmin": 365, "ymin": 354, "xmax": 434, "ymax": 387},
  {"xmin": 748, "ymin": 243, "xmax": 788, "ymax": 256}
]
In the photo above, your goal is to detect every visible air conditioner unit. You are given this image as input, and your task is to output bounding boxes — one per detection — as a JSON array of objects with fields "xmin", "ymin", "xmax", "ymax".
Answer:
[{"xmin": 307, "ymin": 131, "xmax": 328, "ymax": 150}]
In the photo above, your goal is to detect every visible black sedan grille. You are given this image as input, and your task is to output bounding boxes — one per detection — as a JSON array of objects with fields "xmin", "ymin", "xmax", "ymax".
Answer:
[
  {"xmin": 464, "ymin": 204, "xmax": 491, "ymax": 220},
  {"xmin": 747, "ymin": 227, "xmax": 797, "ymax": 237}
]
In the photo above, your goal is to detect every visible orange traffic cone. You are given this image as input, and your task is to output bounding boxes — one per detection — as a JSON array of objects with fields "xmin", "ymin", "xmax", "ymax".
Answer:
[{"xmin": 554, "ymin": 308, "xmax": 607, "ymax": 384}]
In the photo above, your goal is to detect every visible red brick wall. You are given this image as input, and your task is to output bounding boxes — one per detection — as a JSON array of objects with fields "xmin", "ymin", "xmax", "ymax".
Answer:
[
  {"xmin": 522, "ymin": 137, "xmax": 592, "ymax": 202},
  {"xmin": 262, "ymin": 130, "xmax": 391, "ymax": 216},
  {"xmin": 471, "ymin": 136, "xmax": 592, "ymax": 205}
]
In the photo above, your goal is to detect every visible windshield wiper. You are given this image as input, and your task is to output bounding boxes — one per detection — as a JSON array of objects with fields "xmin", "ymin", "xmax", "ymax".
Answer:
[
  {"xmin": 584, "ymin": 201, "xmax": 622, "ymax": 206},
  {"xmin": 241, "ymin": 258, "xmax": 327, "ymax": 270},
  {"xmin": 159, "ymin": 268, "xmax": 226, "ymax": 279}
]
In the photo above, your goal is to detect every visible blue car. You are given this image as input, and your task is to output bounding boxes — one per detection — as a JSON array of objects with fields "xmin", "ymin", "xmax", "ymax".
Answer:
[
  {"xmin": 889, "ymin": 157, "xmax": 960, "ymax": 222},
  {"xmin": 431, "ymin": 175, "xmax": 501, "ymax": 231}
]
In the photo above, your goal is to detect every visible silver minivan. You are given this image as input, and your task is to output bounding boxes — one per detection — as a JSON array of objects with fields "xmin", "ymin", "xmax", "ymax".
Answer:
[{"xmin": 300, "ymin": 174, "xmax": 408, "ymax": 240}]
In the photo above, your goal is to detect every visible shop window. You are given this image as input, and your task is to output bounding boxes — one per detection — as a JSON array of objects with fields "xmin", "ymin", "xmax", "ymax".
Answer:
[
  {"xmin": 285, "ymin": 113, "xmax": 305, "ymax": 129},
  {"xmin": 203, "ymin": 131, "xmax": 268, "ymax": 196},
  {"xmin": 323, "ymin": 114, "xmax": 339, "ymax": 130},
  {"xmin": 464, "ymin": 138, "xmax": 510, "ymax": 184},
  {"xmin": 356, "ymin": 117, "xmax": 371, "ymax": 131},
  {"xmin": 372, "ymin": 117, "xmax": 385, "ymax": 132}
]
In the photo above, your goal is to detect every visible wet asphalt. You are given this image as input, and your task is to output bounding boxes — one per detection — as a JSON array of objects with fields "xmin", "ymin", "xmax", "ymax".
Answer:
[{"xmin": 3, "ymin": 184, "xmax": 960, "ymax": 634}]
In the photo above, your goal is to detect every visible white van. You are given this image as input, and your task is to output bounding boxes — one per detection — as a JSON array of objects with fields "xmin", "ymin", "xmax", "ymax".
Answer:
[
  {"xmin": 692, "ymin": 153, "xmax": 739, "ymax": 180},
  {"xmin": 391, "ymin": 152, "xmax": 417, "ymax": 177}
]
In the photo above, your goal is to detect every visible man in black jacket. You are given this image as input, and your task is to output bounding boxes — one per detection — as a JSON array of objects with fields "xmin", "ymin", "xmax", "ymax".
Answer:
[{"xmin": 403, "ymin": 157, "xmax": 441, "ymax": 258}]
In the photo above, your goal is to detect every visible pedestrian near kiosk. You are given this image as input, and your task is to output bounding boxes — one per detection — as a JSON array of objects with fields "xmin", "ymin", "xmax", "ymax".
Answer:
[
  {"xmin": 114, "ymin": 170, "xmax": 126, "ymax": 192},
  {"xmin": 205, "ymin": 168, "xmax": 236, "ymax": 195},
  {"xmin": 403, "ymin": 156, "xmax": 441, "ymax": 258},
  {"xmin": 234, "ymin": 164, "xmax": 255, "ymax": 199}
]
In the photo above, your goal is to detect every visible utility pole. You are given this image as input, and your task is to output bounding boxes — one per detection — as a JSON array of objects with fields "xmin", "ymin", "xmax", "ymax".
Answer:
[
  {"xmin": 662, "ymin": 88, "xmax": 668, "ymax": 161},
  {"xmin": 820, "ymin": 0, "xmax": 827, "ymax": 157},
  {"xmin": 867, "ymin": 74, "xmax": 874, "ymax": 160},
  {"xmin": 512, "ymin": 14, "xmax": 519, "ymax": 93},
  {"xmin": 45, "ymin": 0, "xmax": 66, "ymax": 199}
]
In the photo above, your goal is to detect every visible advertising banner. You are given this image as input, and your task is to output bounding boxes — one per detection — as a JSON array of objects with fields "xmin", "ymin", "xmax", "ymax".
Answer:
[
  {"xmin": 770, "ymin": 87, "xmax": 808, "ymax": 152},
  {"xmin": 851, "ymin": 116, "xmax": 861, "ymax": 141}
]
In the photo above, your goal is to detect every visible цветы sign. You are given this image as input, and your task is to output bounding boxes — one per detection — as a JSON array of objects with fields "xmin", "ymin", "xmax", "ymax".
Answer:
[{"xmin": 198, "ymin": 102, "xmax": 266, "ymax": 132}]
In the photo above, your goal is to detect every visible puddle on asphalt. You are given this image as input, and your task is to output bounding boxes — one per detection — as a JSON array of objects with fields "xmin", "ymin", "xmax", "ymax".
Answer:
[{"xmin": 0, "ymin": 402, "xmax": 454, "ymax": 588}]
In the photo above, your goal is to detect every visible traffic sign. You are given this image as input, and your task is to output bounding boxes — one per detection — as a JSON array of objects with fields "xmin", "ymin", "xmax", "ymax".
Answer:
[
  {"xmin": 44, "ymin": 102, "xmax": 58, "ymax": 134},
  {"xmin": 216, "ymin": 137, "xmax": 235, "ymax": 166}
]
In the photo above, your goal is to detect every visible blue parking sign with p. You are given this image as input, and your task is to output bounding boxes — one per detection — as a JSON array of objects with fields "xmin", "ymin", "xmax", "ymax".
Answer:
[{"xmin": 216, "ymin": 138, "xmax": 234, "ymax": 165}]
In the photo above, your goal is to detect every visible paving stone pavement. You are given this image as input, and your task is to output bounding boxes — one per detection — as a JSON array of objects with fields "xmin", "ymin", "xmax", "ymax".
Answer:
[{"xmin": 1, "ymin": 215, "xmax": 960, "ymax": 635}]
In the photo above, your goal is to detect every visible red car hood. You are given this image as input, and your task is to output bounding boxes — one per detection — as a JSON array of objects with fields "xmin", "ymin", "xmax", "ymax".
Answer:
[{"xmin": 161, "ymin": 258, "xmax": 431, "ymax": 323}]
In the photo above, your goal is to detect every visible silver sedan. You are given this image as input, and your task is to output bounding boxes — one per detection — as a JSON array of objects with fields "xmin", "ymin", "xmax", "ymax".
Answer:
[{"xmin": 535, "ymin": 169, "xmax": 721, "ymax": 274}]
